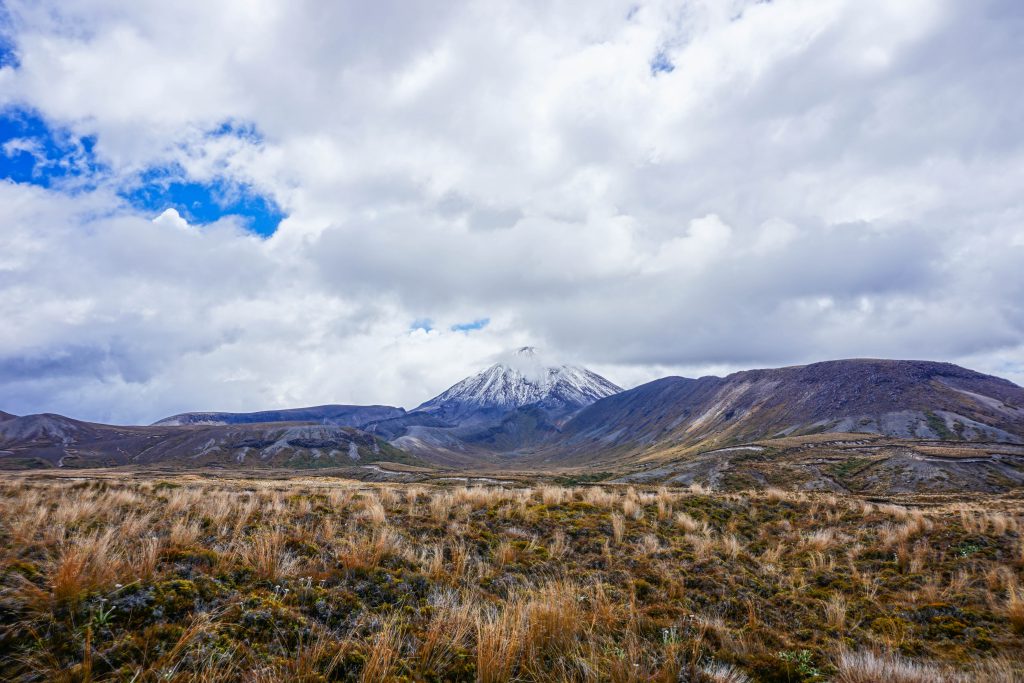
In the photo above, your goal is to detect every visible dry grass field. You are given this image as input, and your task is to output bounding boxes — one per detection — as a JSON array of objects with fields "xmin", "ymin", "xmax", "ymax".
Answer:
[{"xmin": 1, "ymin": 473, "xmax": 1023, "ymax": 681}]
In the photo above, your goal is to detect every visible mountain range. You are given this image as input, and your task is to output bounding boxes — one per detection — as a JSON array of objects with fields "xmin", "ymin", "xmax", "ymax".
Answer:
[
  {"xmin": 547, "ymin": 358, "xmax": 1024, "ymax": 460},
  {"xmin": 3, "ymin": 352, "xmax": 1023, "ymax": 492}
]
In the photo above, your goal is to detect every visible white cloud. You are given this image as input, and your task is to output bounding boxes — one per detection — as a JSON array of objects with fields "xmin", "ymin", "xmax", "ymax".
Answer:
[
  {"xmin": 644, "ymin": 214, "xmax": 733, "ymax": 274},
  {"xmin": 151, "ymin": 207, "xmax": 189, "ymax": 230},
  {"xmin": 1, "ymin": 0, "xmax": 1023, "ymax": 423}
]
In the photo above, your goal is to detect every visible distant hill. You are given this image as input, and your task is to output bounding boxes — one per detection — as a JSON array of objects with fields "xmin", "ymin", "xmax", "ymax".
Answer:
[
  {"xmin": 0, "ymin": 411, "xmax": 15, "ymax": 422},
  {"xmin": 152, "ymin": 404, "xmax": 405, "ymax": 427},
  {"xmin": 0, "ymin": 413, "xmax": 416, "ymax": 469},
  {"xmin": 545, "ymin": 359, "xmax": 1024, "ymax": 464}
]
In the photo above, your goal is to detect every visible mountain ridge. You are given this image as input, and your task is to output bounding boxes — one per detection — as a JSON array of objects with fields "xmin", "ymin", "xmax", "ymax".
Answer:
[
  {"xmin": 541, "ymin": 358, "xmax": 1024, "ymax": 465},
  {"xmin": 4, "ymin": 356, "xmax": 1024, "ymax": 494},
  {"xmin": 0, "ymin": 412, "xmax": 417, "ymax": 469},
  {"xmin": 152, "ymin": 404, "xmax": 405, "ymax": 428}
]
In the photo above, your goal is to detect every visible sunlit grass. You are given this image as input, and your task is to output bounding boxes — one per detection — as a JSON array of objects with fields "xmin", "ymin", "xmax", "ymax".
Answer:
[{"xmin": 0, "ymin": 475, "xmax": 1021, "ymax": 680}]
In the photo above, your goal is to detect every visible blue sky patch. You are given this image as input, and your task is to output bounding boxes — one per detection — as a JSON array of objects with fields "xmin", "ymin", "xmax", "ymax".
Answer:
[
  {"xmin": 0, "ymin": 40, "xmax": 16, "ymax": 69},
  {"xmin": 411, "ymin": 318, "xmax": 434, "ymax": 332},
  {"xmin": 122, "ymin": 169, "xmax": 285, "ymax": 237},
  {"xmin": 451, "ymin": 318, "xmax": 490, "ymax": 333},
  {"xmin": 0, "ymin": 7, "xmax": 17, "ymax": 69},
  {"xmin": 0, "ymin": 106, "xmax": 285, "ymax": 236},
  {"xmin": 650, "ymin": 50, "xmax": 675, "ymax": 75},
  {"xmin": 0, "ymin": 107, "xmax": 104, "ymax": 189},
  {"xmin": 208, "ymin": 119, "xmax": 265, "ymax": 144}
]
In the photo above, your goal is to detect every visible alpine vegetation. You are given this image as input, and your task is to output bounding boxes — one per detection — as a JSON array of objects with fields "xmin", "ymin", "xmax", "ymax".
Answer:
[{"xmin": 1, "ymin": 475, "xmax": 1022, "ymax": 681}]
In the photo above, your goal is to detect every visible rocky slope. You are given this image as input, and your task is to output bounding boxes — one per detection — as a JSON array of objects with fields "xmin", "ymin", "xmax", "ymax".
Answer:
[
  {"xmin": 544, "ymin": 359, "xmax": 1024, "ymax": 464},
  {"xmin": 604, "ymin": 434, "xmax": 1024, "ymax": 494}
]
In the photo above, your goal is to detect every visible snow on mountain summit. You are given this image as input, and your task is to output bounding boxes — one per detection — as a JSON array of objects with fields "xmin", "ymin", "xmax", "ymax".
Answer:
[{"xmin": 415, "ymin": 348, "xmax": 622, "ymax": 419}]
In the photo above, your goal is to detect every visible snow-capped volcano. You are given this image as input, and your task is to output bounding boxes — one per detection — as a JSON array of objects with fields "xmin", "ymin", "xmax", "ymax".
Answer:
[{"xmin": 415, "ymin": 347, "xmax": 621, "ymax": 420}]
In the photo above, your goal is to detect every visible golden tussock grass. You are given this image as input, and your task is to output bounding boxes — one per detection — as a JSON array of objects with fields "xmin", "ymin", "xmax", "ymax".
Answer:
[
  {"xmin": 1008, "ymin": 582, "xmax": 1024, "ymax": 635},
  {"xmin": 238, "ymin": 527, "xmax": 297, "ymax": 582},
  {"xmin": 610, "ymin": 512, "xmax": 626, "ymax": 545},
  {"xmin": 0, "ymin": 474, "xmax": 1022, "ymax": 681}
]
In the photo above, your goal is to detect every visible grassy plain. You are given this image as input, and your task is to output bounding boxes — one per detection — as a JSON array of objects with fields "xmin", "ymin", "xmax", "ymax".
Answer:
[{"xmin": 0, "ymin": 472, "xmax": 1022, "ymax": 681}]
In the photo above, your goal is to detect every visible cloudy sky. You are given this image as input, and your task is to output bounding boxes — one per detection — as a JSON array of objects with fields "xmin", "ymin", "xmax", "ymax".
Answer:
[{"xmin": 1, "ymin": 0, "xmax": 1022, "ymax": 424}]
